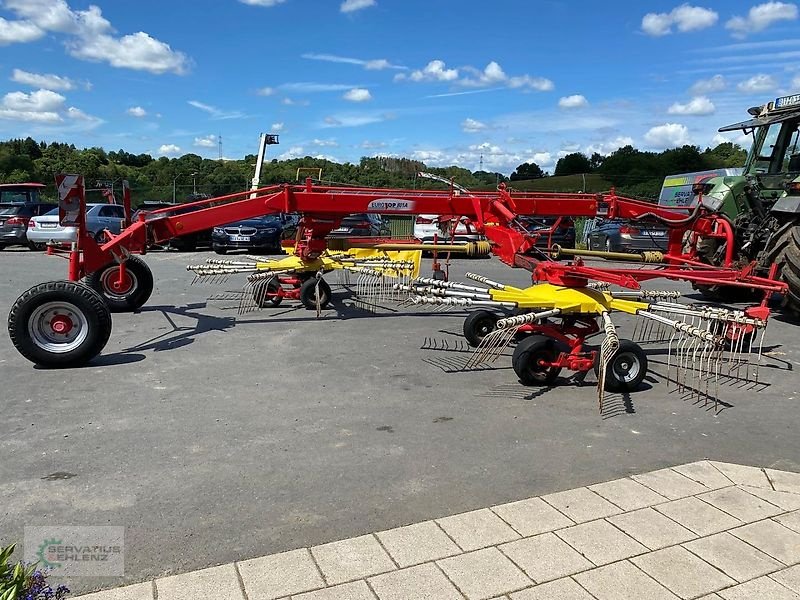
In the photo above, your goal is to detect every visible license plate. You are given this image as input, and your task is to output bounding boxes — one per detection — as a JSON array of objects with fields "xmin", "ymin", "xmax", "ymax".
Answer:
[
  {"xmin": 40, "ymin": 223, "xmax": 57, "ymax": 229},
  {"xmin": 643, "ymin": 230, "xmax": 666, "ymax": 236},
  {"xmin": 230, "ymin": 235, "xmax": 250, "ymax": 242}
]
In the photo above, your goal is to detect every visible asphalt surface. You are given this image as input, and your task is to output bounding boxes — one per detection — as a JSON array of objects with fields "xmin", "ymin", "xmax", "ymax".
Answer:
[{"xmin": 1, "ymin": 247, "xmax": 799, "ymax": 594}]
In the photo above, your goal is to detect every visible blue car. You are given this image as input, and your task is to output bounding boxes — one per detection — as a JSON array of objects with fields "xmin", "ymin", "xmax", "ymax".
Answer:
[{"xmin": 212, "ymin": 215, "xmax": 285, "ymax": 255}]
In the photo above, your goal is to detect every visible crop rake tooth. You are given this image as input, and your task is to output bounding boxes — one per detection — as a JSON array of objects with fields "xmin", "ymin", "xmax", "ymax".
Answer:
[{"xmin": 597, "ymin": 312, "xmax": 619, "ymax": 412}]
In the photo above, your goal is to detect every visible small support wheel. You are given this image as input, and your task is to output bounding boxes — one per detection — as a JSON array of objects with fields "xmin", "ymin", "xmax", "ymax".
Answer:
[
  {"xmin": 85, "ymin": 256, "xmax": 154, "ymax": 312},
  {"xmin": 463, "ymin": 310, "xmax": 499, "ymax": 347},
  {"xmin": 299, "ymin": 277, "xmax": 332, "ymax": 310},
  {"xmin": 254, "ymin": 277, "xmax": 283, "ymax": 308},
  {"xmin": 512, "ymin": 334, "xmax": 562, "ymax": 386},
  {"xmin": 594, "ymin": 339, "xmax": 648, "ymax": 392},
  {"xmin": 8, "ymin": 280, "xmax": 112, "ymax": 368}
]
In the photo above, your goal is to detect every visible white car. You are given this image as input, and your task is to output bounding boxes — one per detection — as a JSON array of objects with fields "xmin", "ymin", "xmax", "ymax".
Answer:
[
  {"xmin": 414, "ymin": 214, "xmax": 485, "ymax": 245},
  {"xmin": 27, "ymin": 204, "xmax": 126, "ymax": 248}
]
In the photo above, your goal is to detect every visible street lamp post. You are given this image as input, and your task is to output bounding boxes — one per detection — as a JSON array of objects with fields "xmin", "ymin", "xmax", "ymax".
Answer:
[
  {"xmin": 172, "ymin": 174, "xmax": 182, "ymax": 203},
  {"xmin": 191, "ymin": 172, "xmax": 198, "ymax": 196}
]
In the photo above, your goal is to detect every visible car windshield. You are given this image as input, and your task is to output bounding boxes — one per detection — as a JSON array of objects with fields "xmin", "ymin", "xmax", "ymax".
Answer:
[{"xmin": 0, "ymin": 205, "xmax": 22, "ymax": 216}]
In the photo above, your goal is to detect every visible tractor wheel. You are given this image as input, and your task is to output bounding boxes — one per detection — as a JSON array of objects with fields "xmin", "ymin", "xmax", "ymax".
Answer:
[
  {"xmin": 463, "ymin": 310, "xmax": 499, "ymax": 347},
  {"xmin": 693, "ymin": 237, "xmax": 757, "ymax": 303},
  {"xmin": 299, "ymin": 277, "xmax": 332, "ymax": 310},
  {"xmin": 512, "ymin": 334, "xmax": 562, "ymax": 386},
  {"xmin": 594, "ymin": 339, "xmax": 647, "ymax": 392},
  {"xmin": 253, "ymin": 277, "xmax": 282, "ymax": 308},
  {"xmin": 85, "ymin": 256, "xmax": 154, "ymax": 312},
  {"xmin": 27, "ymin": 241, "xmax": 45, "ymax": 251},
  {"xmin": 8, "ymin": 281, "xmax": 112, "ymax": 368},
  {"xmin": 767, "ymin": 225, "xmax": 800, "ymax": 319}
]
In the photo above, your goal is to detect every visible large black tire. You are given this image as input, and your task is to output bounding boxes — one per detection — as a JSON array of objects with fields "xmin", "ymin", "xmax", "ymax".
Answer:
[
  {"xmin": 8, "ymin": 281, "xmax": 112, "ymax": 368},
  {"xmin": 512, "ymin": 334, "xmax": 562, "ymax": 386},
  {"xmin": 463, "ymin": 310, "xmax": 499, "ymax": 347},
  {"xmin": 768, "ymin": 225, "xmax": 800, "ymax": 318},
  {"xmin": 27, "ymin": 241, "xmax": 45, "ymax": 251},
  {"xmin": 85, "ymin": 256, "xmax": 154, "ymax": 312},
  {"xmin": 693, "ymin": 237, "xmax": 757, "ymax": 302},
  {"xmin": 299, "ymin": 277, "xmax": 332, "ymax": 310},
  {"xmin": 594, "ymin": 339, "xmax": 647, "ymax": 392},
  {"xmin": 213, "ymin": 245, "xmax": 228, "ymax": 255},
  {"xmin": 254, "ymin": 277, "xmax": 283, "ymax": 308}
]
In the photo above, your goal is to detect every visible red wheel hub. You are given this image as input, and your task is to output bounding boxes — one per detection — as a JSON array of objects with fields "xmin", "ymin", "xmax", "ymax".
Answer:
[
  {"xmin": 103, "ymin": 270, "xmax": 134, "ymax": 294},
  {"xmin": 50, "ymin": 314, "xmax": 74, "ymax": 335}
]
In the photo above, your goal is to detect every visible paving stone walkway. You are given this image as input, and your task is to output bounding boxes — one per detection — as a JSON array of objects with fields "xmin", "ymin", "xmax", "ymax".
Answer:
[{"xmin": 76, "ymin": 461, "xmax": 800, "ymax": 600}]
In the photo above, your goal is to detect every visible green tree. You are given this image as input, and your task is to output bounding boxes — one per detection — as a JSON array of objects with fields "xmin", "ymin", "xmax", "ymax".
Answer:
[
  {"xmin": 510, "ymin": 162, "xmax": 545, "ymax": 181},
  {"xmin": 554, "ymin": 152, "xmax": 592, "ymax": 176}
]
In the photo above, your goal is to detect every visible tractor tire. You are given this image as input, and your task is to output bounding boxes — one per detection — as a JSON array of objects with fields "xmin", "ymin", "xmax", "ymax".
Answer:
[
  {"xmin": 8, "ymin": 280, "xmax": 112, "ymax": 368},
  {"xmin": 299, "ymin": 277, "xmax": 332, "ymax": 310},
  {"xmin": 85, "ymin": 256, "xmax": 154, "ymax": 312},
  {"xmin": 463, "ymin": 310, "xmax": 499, "ymax": 347},
  {"xmin": 768, "ymin": 225, "xmax": 800, "ymax": 318},
  {"xmin": 693, "ymin": 237, "xmax": 757, "ymax": 303},
  {"xmin": 594, "ymin": 339, "xmax": 647, "ymax": 392},
  {"xmin": 512, "ymin": 334, "xmax": 562, "ymax": 386}
]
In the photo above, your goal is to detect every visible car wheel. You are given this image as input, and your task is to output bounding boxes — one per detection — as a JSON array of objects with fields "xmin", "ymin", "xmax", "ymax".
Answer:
[
  {"xmin": 213, "ymin": 245, "xmax": 227, "ymax": 255},
  {"xmin": 27, "ymin": 241, "xmax": 45, "ymax": 251}
]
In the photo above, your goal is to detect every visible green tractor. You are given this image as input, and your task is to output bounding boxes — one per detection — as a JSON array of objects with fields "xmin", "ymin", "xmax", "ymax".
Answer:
[{"xmin": 693, "ymin": 93, "xmax": 800, "ymax": 314}]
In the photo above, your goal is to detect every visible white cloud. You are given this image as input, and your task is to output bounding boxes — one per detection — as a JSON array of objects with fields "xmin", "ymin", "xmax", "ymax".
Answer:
[
  {"xmin": 277, "ymin": 146, "xmax": 306, "ymax": 160},
  {"xmin": 460, "ymin": 61, "xmax": 507, "ymax": 87},
  {"xmin": 321, "ymin": 113, "xmax": 386, "ymax": 128},
  {"xmin": 239, "ymin": 0, "xmax": 287, "ymax": 5},
  {"xmin": 462, "ymin": 118, "xmax": 488, "ymax": 133},
  {"xmin": 0, "ymin": 86, "xmax": 100, "ymax": 127},
  {"xmin": 301, "ymin": 53, "xmax": 405, "ymax": 70},
  {"xmin": 3, "ymin": 0, "xmax": 188, "ymax": 74},
  {"xmin": 281, "ymin": 97, "xmax": 310, "ymax": 106},
  {"xmin": 3, "ymin": 89, "xmax": 65, "ymax": 112},
  {"xmin": 689, "ymin": 74, "xmax": 726, "ymax": 94},
  {"xmin": 158, "ymin": 144, "xmax": 181, "ymax": 156},
  {"xmin": 644, "ymin": 123, "xmax": 692, "ymax": 147},
  {"xmin": 271, "ymin": 122, "xmax": 284, "ymax": 132},
  {"xmin": 558, "ymin": 94, "xmax": 589, "ymax": 109},
  {"xmin": 711, "ymin": 131, "xmax": 752, "ymax": 148},
  {"xmin": 507, "ymin": 74, "xmax": 554, "ymax": 91},
  {"xmin": 531, "ymin": 152, "xmax": 554, "ymax": 167},
  {"xmin": 11, "ymin": 68, "xmax": 75, "ymax": 91},
  {"xmin": 409, "ymin": 60, "xmax": 459, "ymax": 82},
  {"xmin": 280, "ymin": 82, "xmax": 362, "ymax": 92},
  {"xmin": 126, "ymin": 106, "xmax": 147, "ymax": 118},
  {"xmin": 194, "ymin": 135, "xmax": 216, "ymax": 148},
  {"xmin": 187, "ymin": 100, "xmax": 245, "ymax": 120},
  {"xmin": 256, "ymin": 87, "xmax": 275, "ymax": 96},
  {"xmin": 361, "ymin": 140, "xmax": 387, "ymax": 149},
  {"xmin": 0, "ymin": 17, "xmax": 43, "ymax": 45},
  {"xmin": 737, "ymin": 74, "xmax": 778, "ymax": 93},
  {"xmin": 642, "ymin": 4, "xmax": 718, "ymax": 35},
  {"xmin": 667, "ymin": 96, "xmax": 715, "ymax": 115},
  {"xmin": 311, "ymin": 138, "xmax": 338, "ymax": 147},
  {"xmin": 726, "ymin": 2, "xmax": 798, "ymax": 38},
  {"xmin": 343, "ymin": 87, "xmax": 372, "ymax": 102},
  {"xmin": 341, "ymin": 0, "xmax": 376, "ymax": 13},
  {"xmin": 584, "ymin": 136, "xmax": 635, "ymax": 156},
  {"xmin": 793, "ymin": 74, "xmax": 800, "ymax": 89}
]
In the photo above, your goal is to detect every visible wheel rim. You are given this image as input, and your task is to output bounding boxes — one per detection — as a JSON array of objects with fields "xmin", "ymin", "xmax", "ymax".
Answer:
[
  {"xmin": 611, "ymin": 351, "xmax": 641, "ymax": 383},
  {"xmin": 475, "ymin": 317, "xmax": 495, "ymax": 338},
  {"xmin": 28, "ymin": 301, "xmax": 89, "ymax": 353},
  {"xmin": 99, "ymin": 266, "xmax": 138, "ymax": 299},
  {"xmin": 525, "ymin": 348, "xmax": 555, "ymax": 381}
]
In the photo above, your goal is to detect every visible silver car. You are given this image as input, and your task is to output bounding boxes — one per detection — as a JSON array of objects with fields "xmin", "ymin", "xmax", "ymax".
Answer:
[{"xmin": 27, "ymin": 203, "xmax": 126, "ymax": 248}]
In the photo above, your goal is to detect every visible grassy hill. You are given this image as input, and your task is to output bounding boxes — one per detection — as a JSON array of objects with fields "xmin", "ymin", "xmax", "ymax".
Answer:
[{"xmin": 508, "ymin": 173, "xmax": 613, "ymax": 193}]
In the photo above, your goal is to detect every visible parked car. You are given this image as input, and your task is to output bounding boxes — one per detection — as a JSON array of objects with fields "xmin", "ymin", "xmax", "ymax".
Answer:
[
  {"xmin": 132, "ymin": 201, "xmax": 212, "ymax": 251},
  {"xmin": 414, "ymin": 214, "xmax": 484, "ymax": 245},
  {"xmin": 519, "ymin": 217, "xmax": 576, "ymax": 251},
  {"xmin": 328, "ymin": 213, "xmax": 386, "ymax": 237},
  {"xmin": 0, "ymin": 202, "xmax": 57, "ymax": 249},
  {"xmin": 212, "ymin": 215, "xmax": 286, "ymax": 254},
  {"xmin": 0, "ymin": 182, "xmax": 45, "ymax": 204},
  {"xmin": 587, "ymin": 219, "xmax": 668, "ymax": 253},
  {"xmin": 26, "ymin": 204, "xmax": 126, "ymax": 248}
]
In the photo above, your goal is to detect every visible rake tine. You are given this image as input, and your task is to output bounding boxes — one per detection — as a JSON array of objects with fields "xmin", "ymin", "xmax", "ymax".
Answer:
[{"xmin": 755, "ymin": 321, "xmax": 767, "ymax": 384}]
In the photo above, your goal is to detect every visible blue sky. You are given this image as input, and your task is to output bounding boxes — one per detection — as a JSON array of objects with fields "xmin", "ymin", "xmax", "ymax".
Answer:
[{"xmin": 0, "ymin": 0, "xmax": 798, "ymax": 174}]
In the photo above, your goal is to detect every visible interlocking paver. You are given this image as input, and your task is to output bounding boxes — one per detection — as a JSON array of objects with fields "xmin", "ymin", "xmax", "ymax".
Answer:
[
  {"xmin": 698, "ymin": 487, "xmax": 782, "ymax": 523},
  {"xmin": 237, "ymin": 548, "xmax": 324, "ymax": 600},
  {"xmin": 541, "ymin": 487, "xmax": 622, "ymax": 523},
  {"xmin": 710, "ymin": 462, "xmax": 771, "ymax": 488},
  {"xmin": 655, "ymin": 496, "xmax": 741, "ymax": 536},
  {"xmin": 293, "ymin": 581, "xmax": 375, "ymax": 600},
  {"xmin": 589, "ymin": 477, "xmax": 668, "ymax": 511},
  {"xmin": 608, "ymin": 507, "xmax": 696, "ymax": 550},
  {"xmin": 771, "ymin": 565, "xmax": 800, "ymax": 594},
  {"xmin": 632, "ymin": 546, "xmax": 735, "ymax": 599},
  {"xmin": 156, "ymin": 564, "xmax": 244, "ymax": 600},
  {"xmin": 500, "ymin": 532, "xmax": 593, "ymax": 583},
  {"xmin": 436, "ymin": 508, "xmax": 520, "ymax": 552},
  {"xmin": 776, "ymin": 511, "xmax": 800, "ymax": 534},
  {"xmin": 573, "ymin": 560, "xmax": 679, "ymax": 600},
  {"xmin": 730, "ymin": 520, "xmax": 800, "ymax": 565},
  {"xmin": 555, "ymin": 519, "xmax": 648, "ymax": 566},
  {"xmin": 510, "ymin": 578, "xmax": 595, "ymax": 600},
  {"xmin": 437, "ymin": 547, "xmax": 532, "ymax": 600},
  {"xmin": 767, "ymin": 469, "xmax": 800, "ymax": 495},
  {"xmin": 718, "ymin": 576, "xmax": 800, "ymax": 599},
  {"xmin": 743, "ymin": 485, "xmax": 800, "ymax": 511},
  {"xmin": 311, "ymin": 534, "xmax": 395, "ymax": 586},
  {"xmin": 75, "ymin": 583, "xmax": 154, "ymax": 600},
  {"xmin": 684, "ymin": 532, "xmax": 782, "ymax": 582},
  {"xmin": 368, "ymin": 563, "xmax": 462, "ymax": 600},
  {"xmin": 376, "ymin": 521, "xmax": 461, "ymax": 568},
  {"xmin": 492, "ymin": 496, "xmax": 574, "ymax": 537},
  {"xmin": 674, "ymin": 461, "xmax": 734, "ymax": 490},
  {"xmin": 633, "ymin": 468, "xmax": 709, "ymax": 499}
]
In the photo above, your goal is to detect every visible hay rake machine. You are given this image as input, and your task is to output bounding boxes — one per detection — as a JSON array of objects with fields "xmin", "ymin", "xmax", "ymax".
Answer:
[{"xmin": 6, "ymin": 168, "xmax": 788, "ymax": 412}]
